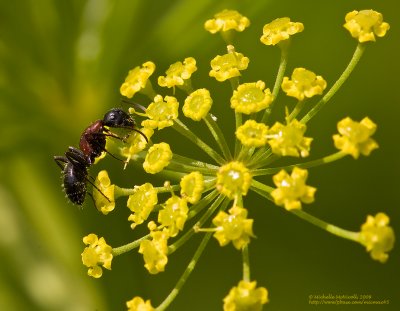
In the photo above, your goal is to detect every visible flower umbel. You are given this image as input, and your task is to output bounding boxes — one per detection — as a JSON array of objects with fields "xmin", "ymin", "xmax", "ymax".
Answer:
[
  {"xmin": 359, "ymin": 213, "xmax": 395, "ymax": 263},
  {"xmin": 223, "ymin": 280, "xmax": 268, "ymax": 311},
  {"xmin": 76, "ymin": 8, "xmax": 394, "ymax": 311},
  {"xmin": 81, "ymin": 234, "xmax": 113, "ymax": 278},
  {"xmin": 271, "ymin": 167, "xmax": 316, "ymax": 210},
  {"xmin": 344, "ymin": 10, "xmax": 390, "ymax": 43}
]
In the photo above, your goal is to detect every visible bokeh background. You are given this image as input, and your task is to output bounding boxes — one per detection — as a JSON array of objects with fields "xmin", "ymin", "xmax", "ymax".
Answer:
[{"xmin": 0, "ymin": 0, "xmax": 399, "ymax": 310}]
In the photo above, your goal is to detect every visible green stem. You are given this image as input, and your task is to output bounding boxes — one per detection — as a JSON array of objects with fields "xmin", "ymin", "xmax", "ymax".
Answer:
[
  {"xmin": 242, "ymin": 245, "xmax": 250, "ymax": 282},
  {"xmin": 251, "ymin": 151, "xmax": 347, "ymax": 176},
  {"xmin": 250, "ymin": 180, "xmax": 360, "ymax": 242},
  {"xmin": 287, "ymin": 99, "xmax": 306, "ymax": 122},
  {"xmin": 172, "ymin": 153, "xmax": 220, "ymax": 170},
  {"xmin": 261, "ymin": 44, "xmax": 289, "ymax": 123},
  {"xmin": 168, "ymin": 194, "xmax": 226, "ymax": 254},
  {"xmin": 188, "ymin": 189, "xmax": 220, "ymax": 219},
  {"xmin": 204, "ymin": 113, "xmax": 232, "ymax": 160},
  {"xmin": 156, "ymin": 233, "xmax": 212, "ymax": 311},
  {"xmin": 290, "ymin": 209, "xmax": 360, "ymax": 242},
  {"xmin": 301, "ymin": 43, "xmax": 366, "ymax": 124},
  {"xmin": 112, "ymin": 233, "xmax": 151, "ymax": 256},
  {"xmin": 234, "ymin": 111, "xmax": 243, "ymax": 156},
  {"xmin": 173, "ymin": 119, "xmax": 225, "ymax": 165},
  {"xmin": 250, "ymin": 179, "xmax": 274, "ymax": 201},
  {"xmin": 167, "ymin": 160, "xmax": 217, "ymax": 176}
]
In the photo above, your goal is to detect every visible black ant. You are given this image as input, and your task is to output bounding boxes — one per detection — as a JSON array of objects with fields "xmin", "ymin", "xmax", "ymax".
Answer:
[{"xmin": 54, "ymin": 107, "xmax": 148, "ymax": 206}]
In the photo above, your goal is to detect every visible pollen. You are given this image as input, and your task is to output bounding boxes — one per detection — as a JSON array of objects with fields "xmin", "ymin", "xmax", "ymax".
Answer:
[
  {"xmin": 183, "ymin": 88, "xmax": 213, "ymax": 121},
  {"xmin": 139, "ymin": 230, "xmax": 169, "ymax": 274},
  {"xmin": 141, "ymin": 95, "xmax": 179, "ymax": 130},
  {"xmin": 81, "ymin": 233, "xmax": 113, "ymax": 278},
  {"xmin": 93, "ymin": 170, "xmax": 115, "ymax": 215},
  {"xmin": 127, "ymin": 183, "xmax": 158, "ymax": 229},
  {"xmin": 235, "ymin": 120, "xmax": 268, "ymax": 147},
  {"xmin": 158, "ymin": 196, "xmax": 189, "ymax": 237},
  {"xmin": 204, "ymin": 9, "xmax": 250, "ymax": 34},
  {"xmin": 223, "ymin": 280, "xmax": 268, "ymax": 311},
  {"xmin": 158, "ymin": 57, "xmax": 197, "ymax": 88},
  {"xmin": 120, "ymin": 61, "xmax": 156, "ymax": 98},
  {"xmin": 180, "ymin": 171, "xmax": 205, "ymax": 204}
]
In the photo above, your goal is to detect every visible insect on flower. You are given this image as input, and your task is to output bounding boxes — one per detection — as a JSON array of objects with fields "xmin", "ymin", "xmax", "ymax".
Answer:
[{"xmin": 54, "ymin": 107, "xmax": 148, "ymax": 205}]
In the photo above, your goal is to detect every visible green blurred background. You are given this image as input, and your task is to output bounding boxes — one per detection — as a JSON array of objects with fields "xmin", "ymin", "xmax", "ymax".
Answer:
[{"xmin": 0, "ymin": 0, "xmax": 399, "ymax": 310}]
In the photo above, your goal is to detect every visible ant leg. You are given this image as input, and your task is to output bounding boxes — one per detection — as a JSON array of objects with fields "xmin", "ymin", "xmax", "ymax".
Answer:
[
  {"xmin": 86, "ymin": 177, "xmax": 111, "ymax": 203},
  {"xmin": 54, "ymin": 156, "xmax": 68, "ymax": 170},
  {"xmin": 87, "ymin": 132, "xmax": 126, "ymax": 163}
]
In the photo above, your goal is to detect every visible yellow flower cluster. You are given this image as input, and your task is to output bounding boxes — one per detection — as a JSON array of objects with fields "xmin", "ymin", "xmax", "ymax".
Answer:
[{"xmin": 81, "ymin": 234, "xmax": 113, "ymax": 278}]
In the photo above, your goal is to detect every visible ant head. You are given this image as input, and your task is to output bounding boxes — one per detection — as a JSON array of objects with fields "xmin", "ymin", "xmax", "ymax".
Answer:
[{"xmin": 103, "ymin": 108, "xmax": 135, "ymax": 128}]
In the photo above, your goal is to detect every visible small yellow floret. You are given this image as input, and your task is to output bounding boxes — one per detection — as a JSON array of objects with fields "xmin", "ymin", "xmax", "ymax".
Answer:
[
  {"xmin": 271, "ymin": 167, "xmax": 316, "ymax": 211},
  {"xmin": 236, "ymin": 120, "xmax": 268, "ymax": 148},
  {"xmin": 216, "ymin": 161, "xmax": 252, "ymax": 199},
  {"xmin": 213, "ymin": 205, "xmax": 254, "ymax": 250},
  {"xmin": 344, "ymin": 10, "xmax": 390, "ymax": 43},
  {"xmin": 333, "ymin": 117, "xmax": 378, "ymax": 159},
  {"xmin": 209, "ymin": 45, "xmax": 249, "ymax": 82},
  {"xmin": 126, "ymin": 297, "xmax": 155, "ymax": 311},
  {"xmin": 183, "ymin": 88, "xmax": 213, "ymax": 121},
  {"xmin": 282, "ymin": 68, "xmax": 327, "ymax": 101},
  {"xmin": 230, "ymin": 81, "xmax": 274, "ymax": 114},
  {"xmin": 359, "ymin": 213, "xmax": 395, "ymax": 263},
  {"xmin": 143, "ymin": 142, "xmax": 172, "ymax": 174},
  {"xmin": 127, "ymin": 183, "xmax": 158, "ymax": 229},
  {"xmin": 120, "ymin": 127, "xmax": 154, "ymax": 167},
  {"xmin": 223, "ymin": 280, "xmax": 268, "ymax": 311},
  {"xmin": 158, "ymin": 57, "xmax": 197, "ymax": 88},
  {"xmin": 120, "ymin": 61, "xmax": 155, "ymax": 98},
  {"xmin": 180, "ymin": 171, "xmax": 205, "ymax": 204},
  {"xmin": 158, "ymin": 196, "xmax": 188, "ymax": 237},
  {"xmin": 204, "ymin": 9, "xmax": 250, "ymax": 34},
  {"xmin": 260, "ymin": 17, "xmax": 304, "ymax": 46},
  {"xmin": 141, "ymin": 95, "xmax": 179, "ymax": 130},
  {"xmin": 267, "ymin": 119, "xmax": 312, "ymax": 157},
  {"xmin": 81, "ymin": 233, "xmax": 113, "ymax": 278},
  {"xmin": 139, "ymin": 230, "xmax": 169, "ymax": 274},
  {"xmin": 93, "ymin": 170, "xmax": 115, "ymax": 215}
]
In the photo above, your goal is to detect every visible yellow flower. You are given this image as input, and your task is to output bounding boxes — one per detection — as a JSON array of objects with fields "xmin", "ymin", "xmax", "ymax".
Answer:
[
  {"xmin": 158, "ymin": 196, "xmax": 188, "ymax": 237},
  {"xmin": 344, "ymin": 10, "xmax": 390, "ymax": 43},
  {"xmin": 230, "ymin": 81, "xmax": 274, "ymax": 114},
  {"xmin": 204, "ymin": 9, "xmax": 250, "ymax": 34},
  {"xmin": 235, "ymin": 120, "xmax": 268, "ymax": 148},
  {"xmin": 223, "ymin": 280, "xmax": 268, "ymax": 311},
  {"xmin": 213, "ymin": 205, "xmax": 254, "ymax": 250},
  {"xmin": 120, "ymin": 61, "xmax": 155, "ymax": 98},
  {"xmin": 127, "ymin": 183, "xmax": 158, "ymax": 229},
  {"xmin": 81, "ymin": 233, "xmax": 113, "ymax": 278},
  {"xmin": 141, "ymin": 95, "xmax": 179, "ymax": 130},
  {"xmin": 282, "ymin": 68, "xmax": 327, "ymax": 101},
  {"xmin": 120, "ymin": 127, "xmax": 154, "ymax": 166},
  {"xmin": 216, "ymin": 161, "xmax": 252, "ymax": 199},
  {"xmin": 158, "ymin": 57, "xmax": 197, "ymax": 88},
  {"xmin": 271, "ymin": 167, "xmax": 316, "ymax": 211},
  {"xmin": 260, "ymin": 17, "xmax": 304, "ymax": 46},
  {"xmin": 93, "ymin": 170, "xmax": 115, "ymax": 215},
  {"xmin": 359, "ymin": 213, "xmax": 395, "ymax": 263},
  {"xmin": 180, "ymin": 171, "xmax": 205, "ymax": 204},
  {"xmin": 183, "ymin": 88, "xmax": 213, "ymax": 121},
  {"xmin": 267, "ymin": 119, "xmax": 312, "ymax": 157},
  {"xmin": 143, "ymin": 142, "xmax": 173, "ymax": 174},
  {"xmin": 333, "ymin": 117, "xmax": 378, "ymax": 159},
  {"xmin": 126, "ymin": 297, "xmax": 155, "ymax": 311},
  {"xmin": 209, "ymin": 45, "xmax": 249, "ymax": 82},
  {"xmin": 139, "ymin": 230, "xmax": 169, "ymax": 274}
]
